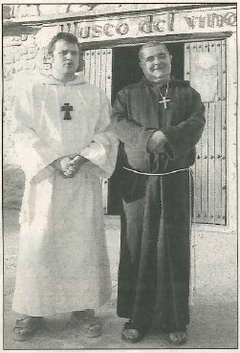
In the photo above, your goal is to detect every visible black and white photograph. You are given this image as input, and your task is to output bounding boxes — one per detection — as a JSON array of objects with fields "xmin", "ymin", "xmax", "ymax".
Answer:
[{"xmin": 2, "ymin": 2, "xmax": 238, "ymax": 350}]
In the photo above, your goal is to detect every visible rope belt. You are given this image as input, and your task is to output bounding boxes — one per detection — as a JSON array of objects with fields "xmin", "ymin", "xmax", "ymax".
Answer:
[{"xmin": 123, "ymin": 166, "xmax": 190, "ymax": 176}]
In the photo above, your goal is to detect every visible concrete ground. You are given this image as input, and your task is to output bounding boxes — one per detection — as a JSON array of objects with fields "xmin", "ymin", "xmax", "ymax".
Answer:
[{"xmin": 3, "ymin": 208, "xmax": 238, "ymax": 350}]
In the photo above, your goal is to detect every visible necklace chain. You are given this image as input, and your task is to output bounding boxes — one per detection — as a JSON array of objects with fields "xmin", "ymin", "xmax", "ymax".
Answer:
[
  {"xmin": 158, "ymin": 82, "xmax": 169, "ymax": 99},
  {"xmin": 158, "ymin": 82, "xmax": 170, "ymax": 109}
]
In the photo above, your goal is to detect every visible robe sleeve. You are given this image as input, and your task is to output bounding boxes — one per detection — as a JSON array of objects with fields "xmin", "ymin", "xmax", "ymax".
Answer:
[
  {"xmin": 12, "ymin": 78, "xmax": 61, "ymax": 182},
  {"xmin": 109, "ymin": 87, "xmax": 156, "ymax": 151},
  {"xmin": 80, "ymin": 90, "xmax": 119, "ymax": 178},
  {"xmin": 160, "ymin": 87, "xmax": 205, "ymax": 160}
]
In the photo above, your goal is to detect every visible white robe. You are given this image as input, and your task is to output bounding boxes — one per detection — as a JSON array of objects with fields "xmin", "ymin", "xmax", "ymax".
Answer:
[{"xmin": 12, "ymin": 72, "xmax": 118, "ymax": 316}]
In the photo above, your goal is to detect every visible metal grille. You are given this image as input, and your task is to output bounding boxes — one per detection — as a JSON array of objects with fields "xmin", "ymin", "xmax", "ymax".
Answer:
[
  {"xmin": 185, "ymin": 40, "xmax": 227, "ymax": 225},
  {"xmin": 83, "ymin": 49, "xmax": 112, "ymax": 100},
  {"xmin": 83, "ymin": 49, "xmax": 113, "ymax": 214}
]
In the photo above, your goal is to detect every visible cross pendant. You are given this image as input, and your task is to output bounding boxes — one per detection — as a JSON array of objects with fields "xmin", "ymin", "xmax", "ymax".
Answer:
[
  {"xmin": 61, "ymin": 103, "xmax": 73, "ymax": 120},
  {"xmin": 159, "ymin": 97, "xmax": 170, "ymax": 109}
]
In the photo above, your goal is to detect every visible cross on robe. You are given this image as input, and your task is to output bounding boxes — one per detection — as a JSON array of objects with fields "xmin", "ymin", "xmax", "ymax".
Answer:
[
  {"xmin": 159, "ymin": 97, "xmax": 170, "ymax": 109},
  {"xmin": 61, "ymin": 103, "xmax": 73, "ymax": 120}
]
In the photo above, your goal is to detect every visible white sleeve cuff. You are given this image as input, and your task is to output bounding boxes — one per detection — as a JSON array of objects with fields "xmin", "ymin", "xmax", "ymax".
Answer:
[{"xmin": 80, "ymin": 140, "xmax": 107, "ymax": 166}]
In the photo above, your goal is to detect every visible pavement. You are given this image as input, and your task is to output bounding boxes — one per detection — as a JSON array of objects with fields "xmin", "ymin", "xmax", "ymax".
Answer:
[{"xmin": 3, "ymin": 208, "xmax": 238, "ymax": 350}]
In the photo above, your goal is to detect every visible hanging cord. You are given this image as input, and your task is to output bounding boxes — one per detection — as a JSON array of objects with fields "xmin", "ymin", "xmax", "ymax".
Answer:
[{"xmin": 189, "ymin": 167, "xmax": 197, "ymax": 306}]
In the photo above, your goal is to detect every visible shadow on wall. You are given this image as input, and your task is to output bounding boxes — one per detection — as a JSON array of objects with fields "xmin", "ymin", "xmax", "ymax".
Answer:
[{"xmin": 3, "ymin": 166, "xmax": 25, "ymax": 209}]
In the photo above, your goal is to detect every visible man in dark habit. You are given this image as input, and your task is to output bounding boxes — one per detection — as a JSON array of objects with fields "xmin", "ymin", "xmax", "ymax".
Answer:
[{"xmin": 109, "ymin": 41, "xmax": 205, "ymax": 345}]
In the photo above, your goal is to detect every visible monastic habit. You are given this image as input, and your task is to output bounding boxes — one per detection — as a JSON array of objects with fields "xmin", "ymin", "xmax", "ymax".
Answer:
[
  {"xmin": 12, "ymin": 72, "xmax": 118, "ymax": 316},
  {"xmin": 110, "ymin": 78, "xmax": 205, "ymax": 333}
]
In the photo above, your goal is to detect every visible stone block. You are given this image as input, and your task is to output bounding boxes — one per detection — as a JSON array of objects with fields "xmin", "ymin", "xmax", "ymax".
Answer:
[
  {"xmin": 11, "ymin": 5, "xmax": 18, "ymax": 18},
  {"xmin": 21, "ymin": 34, "xmax": 28, "ymax": 41},
  {"xmin": 17, "ymin": 5, "xmax": 38, "ymax": 18},
  {"xmin": 3, "ymin": 5, "xmax": 12, "ymax": 19},
  {"xmin": 15, "ymin": 5, "xmax": 28, "ymax": 18}
]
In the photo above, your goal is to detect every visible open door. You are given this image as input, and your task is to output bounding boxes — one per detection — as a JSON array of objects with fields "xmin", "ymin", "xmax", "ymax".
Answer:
[{"xmin": 185, "ymin": 40, "xmax": 227, "ymax": 225}]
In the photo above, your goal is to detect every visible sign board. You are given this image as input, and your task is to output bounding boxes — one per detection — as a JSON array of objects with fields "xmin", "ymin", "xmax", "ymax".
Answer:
[{"xmin": 58, "ymin": 7, "xmax": 236, "ymax": 44}]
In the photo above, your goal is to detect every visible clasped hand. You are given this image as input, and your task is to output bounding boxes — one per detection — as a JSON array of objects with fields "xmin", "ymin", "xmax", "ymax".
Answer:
[
  {"xmin": 53, "ymin": 155, "xmax": 87, "ymax": 178},
  {"xmin": 147, "ymin": 130, "xmax": 168, "ymax": 154}
]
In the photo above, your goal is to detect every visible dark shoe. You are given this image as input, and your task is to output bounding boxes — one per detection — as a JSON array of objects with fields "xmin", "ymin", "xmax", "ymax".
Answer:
[
  {"xmin": 13, "ymin": 315, "xmax": 43, "ymax": 341},
  {"xmin": 121, "ymin": 321, "xmax": 144, "ymax": 343},
  {"xmin": 168, "ymin": 331, "xmax": 188, "ymax": 345}
]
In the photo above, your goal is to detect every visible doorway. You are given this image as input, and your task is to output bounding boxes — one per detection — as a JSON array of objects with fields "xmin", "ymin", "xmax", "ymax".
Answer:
[
  {"xmin": 108, "ymin": 42, "xmax": 184, "ymax": 215},
  {"xmin": 111, "ymin": 43, "xmax": 184, "ymax": 103}
]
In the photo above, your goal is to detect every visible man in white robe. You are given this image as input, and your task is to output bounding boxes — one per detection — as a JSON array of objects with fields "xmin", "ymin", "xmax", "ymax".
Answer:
[{"xmin": 11, "ymin": 32, "xmax": 118, "ymax": 341}]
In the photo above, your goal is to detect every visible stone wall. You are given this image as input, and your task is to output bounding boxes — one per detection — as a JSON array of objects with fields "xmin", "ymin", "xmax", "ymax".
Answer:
[
  {"xmin": 3, "ymin": 31, "xmax": 38, "ymax": 207},
  {"xmin": 3, "ymin": 29, "xmax": 55, "ymax": 160},
  {"xmin": 3, "ymin": 25, "xmax": 57, "ymax": 208}
]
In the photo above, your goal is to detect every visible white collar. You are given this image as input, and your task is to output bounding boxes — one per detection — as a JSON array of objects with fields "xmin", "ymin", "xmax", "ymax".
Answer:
[{"xmin": 41, "ymin": 71, "xmax": 86, "ymax": 86}]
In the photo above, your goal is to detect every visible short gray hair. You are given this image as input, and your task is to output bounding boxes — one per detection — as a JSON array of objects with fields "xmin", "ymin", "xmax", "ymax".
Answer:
[{"xmin": 139, "ymin": 41, "xmax": 170, "ymax": 61}]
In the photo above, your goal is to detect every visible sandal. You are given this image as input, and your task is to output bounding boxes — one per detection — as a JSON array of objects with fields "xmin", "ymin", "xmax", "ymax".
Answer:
[
  {"xmin": 13, "ymin": 315, "xmax": 43, "ymax": 341},
  {"xmin": 168, "ymin": 331, "xmax": 188, "ymax": 345},
  {"xmin": 71, "ymin": 310, "xmax": 101, "ymax": 338},
  {"xmin": 121, "ymin": 321, "xmax": 144, "ymax": 343}
]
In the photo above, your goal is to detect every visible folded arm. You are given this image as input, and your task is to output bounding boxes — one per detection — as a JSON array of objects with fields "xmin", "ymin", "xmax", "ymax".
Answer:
[
  {"xmin": 110, "ymin": 88, "xmax": 157, "ymax": 152},
  {"xmin": 160, "ymin": 88, "xmax": 206, "ymax": 160}
]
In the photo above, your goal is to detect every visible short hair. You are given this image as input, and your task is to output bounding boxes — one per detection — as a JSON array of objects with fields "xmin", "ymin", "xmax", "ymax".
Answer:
[
  {"xmin": 47, "ymin": 32, "xmax": 80, "ymax": 56},
  {"xmin": 139, "ymin": 41, "xmax": 170, "ymax": 61}
]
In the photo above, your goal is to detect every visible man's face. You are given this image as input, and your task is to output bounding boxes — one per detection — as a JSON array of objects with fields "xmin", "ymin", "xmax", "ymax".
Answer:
[
  {"xmin": 51, "ymin": 39, "xmax": 80, "ymax": 77},
  {"xmin": 139, "ymin": 45, "xmax": 172, "ymax": 82}
]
